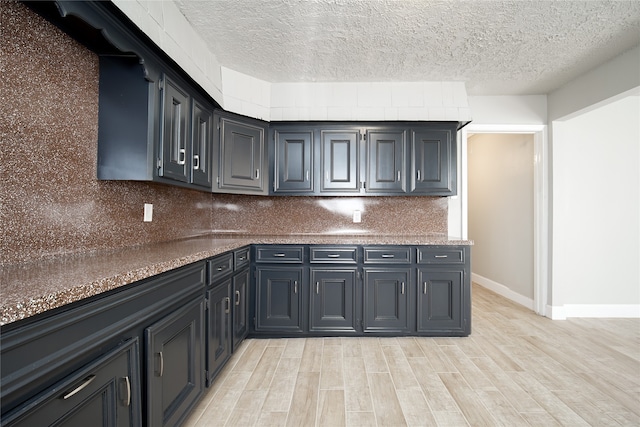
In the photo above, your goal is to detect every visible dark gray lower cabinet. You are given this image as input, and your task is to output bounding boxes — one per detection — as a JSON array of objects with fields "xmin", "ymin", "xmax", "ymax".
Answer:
[
  {"xmin": 363, "ymin": 268, "xmax": 411, "ymax": 333},
  {"xmin": 417, "ymin": 269, "xmax": 465, "ymax": 334},
  {"xmin": 206, "ymin": 279, "xmax": 232, "ymax": 385},
  {"xmin": 309, "ymin": 268, "xmax": 358, "ymax": 332},
  {"xmin": 3, "ymin": 339, "xmax": 141, "ymax": 427},
  {"xmin": 145, "ymin": 298, "xmax": 204, "ymax": 427},
  {"xmin": 232, "ymin": 268, "xmax": 250, "ymax": 350},
  {"xmin": 255, "ymin": 267, "xmax": 303, "ymax": 333}
]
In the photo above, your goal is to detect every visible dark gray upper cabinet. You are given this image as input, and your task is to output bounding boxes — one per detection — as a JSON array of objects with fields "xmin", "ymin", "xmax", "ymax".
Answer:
[
  {"xmin": 273, "ymin": 128, "xmax": 314, "ymax": 193},
  {"xmin": 159, "ymin": 76, "xmax": 190, "ymax": 183},
  {"xmin": 365, "ymin": 129, "xmax": 407, "ymax": 193},
  {"xmin": 410, "ymin": 123, "xmax": 457, "ymax": 195},
  {"xmin": 214, "ymin": 111, "xmax": 269, "ymax": 195},
  {"xmin": 191, "ymin": 99, "xmax": 215, "ymax": 188},
  {"xmin": 270, "ymin": 122, "xmax": 457, "ymax": 196},
  {"xmin": 320, "ymin": 129, "xmax": 361, "ymax": 193}
]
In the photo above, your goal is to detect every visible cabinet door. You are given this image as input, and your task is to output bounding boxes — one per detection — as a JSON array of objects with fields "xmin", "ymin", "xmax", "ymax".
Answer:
[
  {"xmin": 410, "ymin": 127, "xmax": 456, "ymax": 195},
  {"xmin": 417, "ymin": 269, "xmax": 465, "ymax": 334},
  {"xmin": 366, "ymin": 129, "xmax": 406, "ymax": 193},
  {"xmin": 274, "ymin": 129, "xmax": 313, "ymax": 193},
  {"xmin": 218, "ymin": 117, "xmax": 267, "ymax": 193},
  {"xmin": 363, "ymin": 269, "xmax": 410, "ymax": 333},
  {"xmin": 191, "ymin": 99, "xmax": 214, "ymax": 189},
  {"xmin": 321, "ymin": 130, "xmax": 360, "ymax": 192},
  {"xmin": 146, "ymin": 298, "xmax": 204, "ymax": 427},
  {"xmin": 206, "ymin": 281, "xmax": 231, "ymax": 385},
  {"xmin": 310, "ymin": 269, "xmax": 357, "ymax": 332},
  {"xmin": 160, "ymin": 75, "xmax": 190, "ymax": 183},
  {"xmin": 232, "ymin": 269, "xmax": 250, "ymax": 350},
  {"xmin": 4, "ymin": 339, "xmax": 141, "ymax": 427},
  {"xmin": 255, "ymin": 267, "xmax": 303, "ymax": 332}
]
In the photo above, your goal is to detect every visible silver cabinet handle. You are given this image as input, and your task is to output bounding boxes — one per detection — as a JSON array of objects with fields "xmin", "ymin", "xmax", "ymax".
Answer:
[
  {"xmin": 397, "ymin": 170, "xmax": 401, "ymax": 182},
  {"xmin": 238, "ymin": 256, "xmax": 246, "ymax": 261},
  {"xmin": 255, "ymin": 169, "xmax": 260, "ymax": 180},
  {"xmin": 306, "ymin": 170, "xmax": 310, "ymax": 181},
  {"xmin": 121, "ymin": 376, "xmax": 131, "ymax": 407},
  {"xmin": 316, "ymin": 282, "xmax": 320, "ymax": 294},
  {"xmin": 178, "ymin": 148, "xmax": 186, "ymax": 165},
  {"xmin": 294, "ymin": 281, "xmax": 298, "ymax": 294},
  {"xmin": 423, "ymin": 282, "xmax": 427, "ymax": 294},
  {"xmin": 401, "ymin": 282, "xmax": 405, "ymax": 295},
  {"xmin": 157, "ymin": 352, "xmax": 164, "ymax": 377},
  {"xmin": 217, "ymin": 265, "xmax": 227, "ymax": 271},
  {"xmin": 417, "ymin": 170, "xmax": 421, "ymax": 181},
  {"xmin": 273, "ymin": 253, "xmax": 286, "ymax": 257},
  {"xmin": 327, "ymin": 254, "xmax": 340, "ymax": 258},
  {"xmin": 225, "ymin": 297, "xmax": 230, "ymax": 314},
  {"xmin": 326, "ymin": 171, "xmax": 329, "ymax": 181},
  {"xmin": 63, "ymin": 375, "xmax": 96, "ymax": 400},
  {"xmin": 381, "ymin": 254, "xmax": 395, "ymax": 258},
  {"xmin": 193, "ymin": 154, "xmax": 200, "ymax": 170},
  {"xmin": 434, "ymin": 255, "xmax": 448, "ymax": 258},
  {"xmin": 235, "ymin": 290, "xmax": 240, "ymax": 306}
]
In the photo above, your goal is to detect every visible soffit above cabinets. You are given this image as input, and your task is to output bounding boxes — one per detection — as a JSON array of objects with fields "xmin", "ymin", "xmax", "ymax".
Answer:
[{"xmin": 175, "ymin": 0, "xmax": 640, "ymax": 95}]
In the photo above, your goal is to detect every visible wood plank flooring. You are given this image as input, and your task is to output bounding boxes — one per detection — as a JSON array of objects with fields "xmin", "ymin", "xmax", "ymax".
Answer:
[{"xmin": 184, "ymin": 284, "xmax": 640, "ymax": 426}]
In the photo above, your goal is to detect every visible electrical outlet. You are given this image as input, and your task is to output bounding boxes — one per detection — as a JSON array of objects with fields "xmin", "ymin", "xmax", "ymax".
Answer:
[
  {"xmin": 144, "ymin": 203, "xmax": 153, "ymax": 222},
  {"xmin": 353, "ymin": 210, "xmax": 362, "ymax": 223}
]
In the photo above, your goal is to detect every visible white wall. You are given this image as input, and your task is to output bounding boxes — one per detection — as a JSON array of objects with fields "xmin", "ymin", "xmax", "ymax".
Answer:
[
  {"xmin": 468, "ymin": 134, "xmax": 535, "ymax": 307},
  {"xmin": 551, "ymin": 95, "xmax": 640, "ymax": 318}
]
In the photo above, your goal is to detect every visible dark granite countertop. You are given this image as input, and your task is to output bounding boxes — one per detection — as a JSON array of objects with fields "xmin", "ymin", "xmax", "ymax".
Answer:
[{"xmin": 0, "ymin": 234, "xmax": 472, "ymax": 326}]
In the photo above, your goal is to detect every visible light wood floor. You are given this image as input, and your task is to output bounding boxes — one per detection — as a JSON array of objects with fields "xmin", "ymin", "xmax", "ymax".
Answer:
[{"xmin": 184, "ymin": 284, "xmax": 640, "ymax": 426}]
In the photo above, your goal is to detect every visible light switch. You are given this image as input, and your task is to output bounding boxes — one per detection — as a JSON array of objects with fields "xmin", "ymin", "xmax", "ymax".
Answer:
[
  {"xmin": 144, "ymin": 203, "xmax": 153, "ymax": 222},
  {"xmin": 353, "ymin": 210, "xmax": 362, "ymax": 223}
]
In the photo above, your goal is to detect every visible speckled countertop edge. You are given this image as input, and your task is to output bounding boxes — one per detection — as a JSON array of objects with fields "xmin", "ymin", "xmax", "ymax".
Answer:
[{"xmin": 1, "ymin": 234, "xmax": 472, "ymax": 326}]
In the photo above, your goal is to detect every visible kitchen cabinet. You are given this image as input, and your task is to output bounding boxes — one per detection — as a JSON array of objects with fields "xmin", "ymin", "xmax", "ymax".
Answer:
[
  {"xmin": 320, "ymin": 129, "xmax": 361, "ymax": 193},
  {"xmin": 145, "ymin": 298, "xmax": 204, "ymax": 427},
  {"xmin": 205, "ymin": 248, "xmax": 250, "ymax": 384},
  {"xmin": 206, "ymin": 278, "xmax": 232, "ymax": 385},
  {"xmin": 2, "ymin": 339, "xmax": 141, "ymax": 427},
  {"xmin": 363, "ymin": 269, "xmax": 411, "ymax": 333},
  {"xmin": 272, "ymin": 127, "xmax": 314, "ymax": 193},
  {"xmin": 270, "ymin": 123, "xmax": 457, "ymax": 196},
  {"xmin": 417, "ymin": 269, "xmax": 465, "ymax": 333},
  {"xmin": 1, "ymin": 261, "xmax": 206, "ymax": 426},
  {"xmin": 253, "ymin": 245, "xmax": 305, "ymax": 333},
  {"xmin": 232, "ymin": 268, "xmax": 250, "ymax": 350},
  {"xmin": 409, "ymin": 124, "xmax": 457, "ymax": 195},
  {"xmin": 365, "ymin": 129, "xmax": 407, "ymax": 193},
  {"xmin": 97, "ymin": 59, "xmax": 215, "ymax": 192},
  {"xmin": 309, "ymin": 268, "xmax": 358, "ymax": 332},
  {"xmin": 214, "ymin": 111, "xmax": 269, "ymax": 195}
]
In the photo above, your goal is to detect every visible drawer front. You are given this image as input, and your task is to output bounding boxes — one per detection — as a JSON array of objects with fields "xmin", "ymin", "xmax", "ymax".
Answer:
[
  {"xmin": 234, "ymin": 247, "xmax": 250, "ymax": 270},
  {"xmin": 255, "ymin": 246, "xmax": 304, "ymax": 263},
  {"xmin": 363, "ymin": 247, "xmax": 411, "ymax": 264},
  {"xmin": 209, "ymin": 252, "xmax": 234, "ymax": 283},
  {"xmin": 310, "ymin": 246, "xmax": 358, "ymax": 264},
  {"xmin": 417, "ymin": 247, "xmax": 465, "ymax": 264}
]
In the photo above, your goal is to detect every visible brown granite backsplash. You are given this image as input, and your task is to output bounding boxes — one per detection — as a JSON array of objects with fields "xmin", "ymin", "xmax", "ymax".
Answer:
[
  {"xmin": 1, "ymin": 2, "xmax": 212, "ymax": 264},
  {"xmin": 210, "ymin": 194, "xmax": 447, "ymax": 236},
  {"xmin": 1, "ymin": 2, "xmax": 448, "ymax": 266}
]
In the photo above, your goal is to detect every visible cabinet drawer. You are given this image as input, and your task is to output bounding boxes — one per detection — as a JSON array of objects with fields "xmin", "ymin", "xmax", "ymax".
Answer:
[
  {"xmin": 363, "ymin": 247, "xmax": 411, "ymax": 264},
  {"xmin": 255, "ymin": 246, "xmax": 304, "ymax": 263},
  {"xmin": 417, "ymin": 247, "xmax": 465, "ymax": 264},
  {"xmin": 310, "ymin": 246, "xmax": 358, "ymax": 264},
  {"xmin": 209, "ymin": 253, "xmax": 234, "ymax": 283},
  {"xmin": 234, "ymin": 247, "xmax": 250, "ymax": 270}
]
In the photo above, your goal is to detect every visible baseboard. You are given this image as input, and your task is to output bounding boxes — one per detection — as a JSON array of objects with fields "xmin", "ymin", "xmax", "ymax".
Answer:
[
  {"xmin": 472, "ymin": 273, "xmax": 534, "ymax": 311},
  {"xmin": 548, "ymin": 304, "xmax": 640, "ymax": 320}
]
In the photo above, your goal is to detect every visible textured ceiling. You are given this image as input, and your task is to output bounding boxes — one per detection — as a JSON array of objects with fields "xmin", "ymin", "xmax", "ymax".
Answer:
[{"xmin": 175, "ymin": 0, "xmax": 640, "ymax": 95}]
